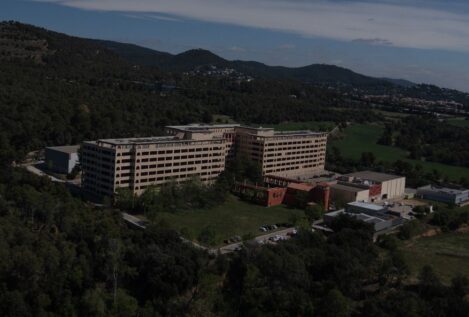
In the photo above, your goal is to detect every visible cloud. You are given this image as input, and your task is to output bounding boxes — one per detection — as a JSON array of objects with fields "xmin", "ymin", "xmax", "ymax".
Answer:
[
  {"xmin": 122, "ymin": 13, "xmax": 182, "ymax": 22},
  {"xmin": 227, "ymin": 46, "xmax": 246, "ymax": 52},
  {"xmin": 33, "ymin": 0, "xmax": 469, "ymax": 52},
  {"xmin": 278, "ymin": 44, "xmax": 296, "ymax": 49},
  {"xmin": 352, "ymin": 38, "xmax": 393, "ymax": 46}
]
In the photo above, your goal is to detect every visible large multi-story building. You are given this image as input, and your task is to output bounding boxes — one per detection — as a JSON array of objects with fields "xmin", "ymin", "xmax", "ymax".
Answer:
[
  {"xmin": 81, "ymin": 124, "xmax": 328, "ymax": 197},
  {"xmin": 235, "ymin": 127, "xmax": 327, "ymax": 178}
]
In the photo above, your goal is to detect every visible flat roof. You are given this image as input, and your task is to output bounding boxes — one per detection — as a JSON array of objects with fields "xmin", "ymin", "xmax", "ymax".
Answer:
[
  {"xmin": 325, "ymin": 210, "xmax": 387, "ymax": 223},
  {"xmin": 344, "ymin": 171, "xmax": 403, "ymax": 182},
  {"xmin": 347, "ymin": 201, "xmax": 386, "ymax": 211},
  {"xmin": 45, "ymin": 145, "xmax": 80, "ymax": 154},
  {"xmin": 330, "ymin": 183, "xmax": 368, "ymax": 193},
  {"xmin": 94, "ymin": 136, "xmax": 180, "ymax": 145},
  {"xmin": 417, "ymin": 185, "xmax": 468, "ymax": 195}
]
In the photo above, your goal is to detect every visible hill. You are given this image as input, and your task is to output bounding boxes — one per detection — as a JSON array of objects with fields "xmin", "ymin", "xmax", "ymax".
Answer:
[{"xmin": 95, "ymin": 40, "xmax": 401, "ymax": 87}]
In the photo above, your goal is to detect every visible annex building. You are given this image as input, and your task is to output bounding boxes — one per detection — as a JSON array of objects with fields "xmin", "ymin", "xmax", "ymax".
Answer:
[{"xmin": 80, "ymin": 124, "xmax": 328, "ymax": 197}]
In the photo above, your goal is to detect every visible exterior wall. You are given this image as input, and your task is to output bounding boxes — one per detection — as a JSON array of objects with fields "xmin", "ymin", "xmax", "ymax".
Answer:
[
  {"xmin": 232, "ymin": 183, "xmax": 286, "ymax": 207},
  {"xmin": 380, "ymin": 177, "xmax": 406, "ymax": 200},
  {"xmin": 81, "ymin": 138, "xmax": 226, "ymax": 196},
  {"xmin": 236, "ymin": 128, "xmax": 327, "ymax": 179},
  {"xmin": 311, "ymin": 185, "xmax": 330, "ymax": 210},
  {"xmin": 165, "ymin": 125, "xmax": 238, "ymax": 163},
  {"xmin": 81, "ymin": 124, "xmax": 328, "ymax": 198},
  {"xmin": 80, "ymin": 143, "xmax": 117, "ymax": 197},
  {"xmin": 330, "ymin": 186, "xmax": 369, "ymax": 204},
  {"xmin": 266, "ymin": 188, "xmax": 287, "ymax": 207},
  {"xmin": 417, "ymin": 188, "xmax": 469, "ymax": 205},
  {"xmin": 368, "ymin": 184, "xmax": 382, "ymax": 198},
  {"xmin": 45, "ymin": 148, "xmax": 78, "ymax": 174}
]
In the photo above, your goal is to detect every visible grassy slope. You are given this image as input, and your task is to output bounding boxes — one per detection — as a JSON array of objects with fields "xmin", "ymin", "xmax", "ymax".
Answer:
[
  {"xmin": 151, "ymin": 195, "xmax": 304, "ymax": 246},
  {"xmin": 330, "ymin": 124, "xmax": 469, "ymax": 180},
  {"xmin": 446, "ymin": 117, "xmax": 469, "ymax": 128},
  {"xmin": 400, "ymin": 232, "xmax": 469, "ymax": 284}
]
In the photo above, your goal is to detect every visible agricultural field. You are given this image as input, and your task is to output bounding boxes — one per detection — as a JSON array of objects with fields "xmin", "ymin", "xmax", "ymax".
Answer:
[
  {"xmin": 330, "ymin": 124, "xmax": 469, "ymax": 180},
  {"xmin": 150, "ymin": 194, "xmax": 304, "ymax": 246},
  {"xmin": 400, "ymin": 231, "xmax": 469, "ymax": 284}
]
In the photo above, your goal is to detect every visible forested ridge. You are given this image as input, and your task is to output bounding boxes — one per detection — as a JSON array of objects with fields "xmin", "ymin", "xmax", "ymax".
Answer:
[
  {"xmin": 0, "ymin": 21, "xmax": 468, "ymax": 316},
  {"xmin": 0, "ymin": 21, "xmax": 378, "ymax": 165}
]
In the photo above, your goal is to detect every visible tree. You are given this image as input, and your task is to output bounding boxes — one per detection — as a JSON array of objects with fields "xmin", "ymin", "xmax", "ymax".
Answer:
[
  {"xmin": 198, "ymin": 225, "xmax": 217, "ymax": 246},
  {"xmin": 305, "ymin": 204, "xmax": 324, "ymax": 223},
  {"xmin": 319, "ymin": 289, "xmax": 352, "ymax": 317},
  {"xmin": 360, "ymin": 152, "xmax": 376, "ymax": 167}
]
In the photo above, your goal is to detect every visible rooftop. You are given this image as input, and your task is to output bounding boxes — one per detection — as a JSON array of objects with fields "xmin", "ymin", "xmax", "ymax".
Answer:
[
  {"xmin": 417, "ymin": 185, "xmax": 469, "ymax": 195},
  {"xmin": 287, "ymin": 182, "xmax": 315, "ymax": 191},
  {"xmin": 347, "ymin": 201, "xmax": 386, "ymax": 211},
  {"xmin": 325, "ymin": 209, "xmax": 387, "ymax": 223},
  {"xmin": 94, "ymin": 136, "xmax": 180, "ymax": 146},
  {"xmin": 343, "ymin": 171, "xmax": 403, "ymax": 182},
  {"xmin": 45, "ymin": 145, "xmax": 80, "ymax": 154},
  {"xmin": 330, "ymin": 183, "xmax": 368, "ymax": 192}
]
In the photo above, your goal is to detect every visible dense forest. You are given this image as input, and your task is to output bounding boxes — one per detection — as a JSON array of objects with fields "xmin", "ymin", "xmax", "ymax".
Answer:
[
  {"xmin": 0, "ymin": 21, "xmax": 468, "ymax": 316},
  {"xmin": 1, "ymin": 168, "xmax": 468, "ymax": 316},
  {"xmin": 379, "ymin": 116, "xmax": 469, "ymax": 168}
]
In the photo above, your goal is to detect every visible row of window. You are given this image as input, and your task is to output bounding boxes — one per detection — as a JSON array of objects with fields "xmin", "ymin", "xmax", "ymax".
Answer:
[
  {"xmin": 264, "ymin": 159, "xmax": 322, "ymax": 168},
  {"xmin": 264, "ymin": 163, "xmax": 322, "ymax": 174},
  {"xmin": 264, "ymin": 145, "xmax": 325, "ymax": 152}
]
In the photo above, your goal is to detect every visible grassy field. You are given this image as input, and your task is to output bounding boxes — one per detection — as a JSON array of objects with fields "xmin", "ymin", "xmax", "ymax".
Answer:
[
  {"xmin": 330, "ymin": 124, "xmax": 469, "ymax": 180},
  {"xmin": 265, "ymin": 121, "xmax": 336, "ymax": 132},
  {"xmin": 372, "ymin": 110, "xmax": 410, "ymax": 120},
  {"xmin": 150, "ymin": 195, "xmax": 304, "ymax": 246},
  {"xmin": 446, "ymin": 117, "xmax": 469, "ymax": 128},
  {"xmin": 400, "ymin": 232, "xmax": 469, "ymax": 284}
]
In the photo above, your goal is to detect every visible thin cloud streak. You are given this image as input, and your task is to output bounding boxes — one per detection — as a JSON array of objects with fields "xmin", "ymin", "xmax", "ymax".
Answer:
[{"xmin": 33, "ymin": 0, "xmax": 469, "ymax": 52}]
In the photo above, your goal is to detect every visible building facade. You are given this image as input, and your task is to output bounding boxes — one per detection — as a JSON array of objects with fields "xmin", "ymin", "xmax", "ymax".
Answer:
[
  {"xmin": 235, "ymin": 127, "xmax": 327, "ymax": 179},
  {"xmin": 338, "ymin": 171, "xmax": 405, "ymax": 201},
  {"xmin": 45, "ymin": 145, "xmax": 80, "ymax": 174},
  {"xmin": 81, "ymin": 124, "xmax": 328, "ymax": 197},
  {"xmin": 417, "ymin": 185, "xmax": 469, "ymax": 206}
]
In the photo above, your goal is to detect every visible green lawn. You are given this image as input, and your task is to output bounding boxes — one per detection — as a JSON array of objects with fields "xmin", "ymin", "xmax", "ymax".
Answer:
[
  {"xmin": 150, "ymin": 195, "xmax": 304, "ymax": 246},
  {"xmin": 265, "ymin": 121, "xmax": 336, "ymax": 132},
  {"xmin": 446, "ymin": 117, "xmax": 469, "ymax": 128},
  {"xmin": 400, "ymin": 232, "xmax": 469, "ymax": 284},
  {"xmin": 330, "ymin": 124, "xmax": 469, "ymax": 181}
]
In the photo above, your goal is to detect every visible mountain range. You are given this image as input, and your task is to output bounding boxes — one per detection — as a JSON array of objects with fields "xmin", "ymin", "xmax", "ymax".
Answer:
[
  {"xmin": 95, "ymin": 40, "xmax": 413, "ymax": 87},
  {"xmin": 2, "ymin": 21, "xmax": 468, "ymax": 105}
]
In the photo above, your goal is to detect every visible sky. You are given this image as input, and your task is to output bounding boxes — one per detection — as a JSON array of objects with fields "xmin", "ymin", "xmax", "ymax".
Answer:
[{"xmin": 2, "ymin": 0, "xmax": 469, "ymax": 91}]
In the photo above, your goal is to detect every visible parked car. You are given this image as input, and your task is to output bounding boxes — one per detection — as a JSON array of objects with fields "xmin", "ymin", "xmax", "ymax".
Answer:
[{"xmin": 259, "ymin": 226, "xmax": 267, "ymax": 232}]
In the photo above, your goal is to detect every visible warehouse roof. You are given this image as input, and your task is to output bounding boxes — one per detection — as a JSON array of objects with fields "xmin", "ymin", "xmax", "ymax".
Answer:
[
  {"xmin": 344, "ymin": 171, "xmax": 403, "ymax": 182},
  {"xmin": 347, "ymin": 201, "xmax": 385, "ymax": 211},
  {"xmin": 417, "ymin": 185, "xmax": 469, "ymax": 195}
]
